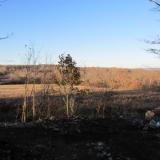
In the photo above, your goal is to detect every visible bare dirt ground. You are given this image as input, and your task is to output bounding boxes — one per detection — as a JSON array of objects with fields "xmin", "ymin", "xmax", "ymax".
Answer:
[{"xmin": 0, "ymin": 118, "xmax": 160, "ymax": 160}]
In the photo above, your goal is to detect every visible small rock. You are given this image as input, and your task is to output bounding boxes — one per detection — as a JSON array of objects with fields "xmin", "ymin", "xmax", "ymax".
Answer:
[
  {"xmin": 96, "ymin": 142, "xmax": 104, "ymax": 151},
  {"xmin": 49, "ymin": 116, "xmax": 55, "ymax": 121},
  {"xmin": 145, "ymin": 110, "xmax": 155, "ymax": 120},
  {"xmin": 108, "ymin": 157, "xmax": 113, "ymax": 160},
  {"xmin": 107, "ymin": 153, "xmax": 111, "ymax": 157},
  {"xmin": 156, "ymin": 121, "xmax": 160, "ymax": 128},
  {"xmin": 149, "ymin": 120, "xmax": 157, "ymax": 128}
]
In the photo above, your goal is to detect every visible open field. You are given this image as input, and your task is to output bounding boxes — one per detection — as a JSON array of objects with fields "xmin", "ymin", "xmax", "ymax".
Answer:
[
  {"xmin": 1, "ymin": 65, "xmax": 160, "ymax": 90},
  {"xmin": 0, "ymin": 84, "xmax": 105, "ymax": 98},
  {"xmin": 0, "ymin": 84, "xmax": 56, "ymax": 98},
  {"xmin": 0, "ymin": 85, "xmax": 160, "ymax": 122}
]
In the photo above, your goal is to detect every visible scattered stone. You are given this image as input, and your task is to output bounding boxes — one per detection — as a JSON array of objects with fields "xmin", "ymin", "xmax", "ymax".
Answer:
[{"xmin": 95, "ymin": 142, "xmax": 105, "ymax": 151}]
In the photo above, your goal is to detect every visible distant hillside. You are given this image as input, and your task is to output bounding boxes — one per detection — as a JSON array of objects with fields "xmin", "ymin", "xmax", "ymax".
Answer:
[{"xmin": 0, "ymin": 65, "xmax": 160, "ymax": 90}]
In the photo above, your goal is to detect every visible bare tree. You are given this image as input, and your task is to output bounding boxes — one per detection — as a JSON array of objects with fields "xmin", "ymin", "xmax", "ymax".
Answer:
[{"xmin": 147, "ymin": 1, "xmax": 160, "ymax": 55}]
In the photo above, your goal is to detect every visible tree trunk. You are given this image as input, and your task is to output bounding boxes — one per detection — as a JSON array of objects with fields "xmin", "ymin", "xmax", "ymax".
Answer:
[
  {"xmin": 66, "ymin": 94, "xmax": 69, "ymax": 118},
  {"xmin": 32, "ymin": 89, "xmax": 36, "ymax": 120},
  {"xmin": 22, "ymin": 97, "xmax": 27, "ymax": 123}
]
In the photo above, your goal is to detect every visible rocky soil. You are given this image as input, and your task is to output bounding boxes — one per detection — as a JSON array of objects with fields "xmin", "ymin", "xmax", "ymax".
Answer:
[{"xmin": 0, "ymin": 118, "xmax": 160, "ymax": 160}]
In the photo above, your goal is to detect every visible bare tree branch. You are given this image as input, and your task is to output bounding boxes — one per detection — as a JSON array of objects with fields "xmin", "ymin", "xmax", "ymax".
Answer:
[
  {"xmin": 0, "ymin": 0, "xmax": 8, "ymax": 6},
  {"xmin": 0, "ymin": 35, "xmax": 9, "ymax": 40},
  {"xmin": 146, "ymin": 1, "xmax": 160, "ymax": 56},
  {"xmin": 145, "ymin": 36, "xmax": 160, "ymax": 44},
  {"xmin": 147, "ymin": 48, "xmax": 160, "ymax": 55},
  {"xmin": 0, "ymin": 33, "xmax": 13, "ymax": 40},
  {"xmin": 150, "ymin": 0, "xmax": 160, "ymax": 6},
  {"xmin": 0, "ymin": 0, "xmax": 9, "ymax": 40}
]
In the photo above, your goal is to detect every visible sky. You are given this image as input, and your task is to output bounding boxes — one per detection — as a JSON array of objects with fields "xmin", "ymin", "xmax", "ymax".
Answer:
[{"xmin": 0, "ymin": 0, "xmax": 160, "ymax": 68}]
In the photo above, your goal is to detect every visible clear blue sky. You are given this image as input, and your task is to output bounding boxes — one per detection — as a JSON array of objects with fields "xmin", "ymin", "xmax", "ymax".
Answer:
[{"xmin": 0, "ymin": 0, "xmax": 160, "ymax": 68}]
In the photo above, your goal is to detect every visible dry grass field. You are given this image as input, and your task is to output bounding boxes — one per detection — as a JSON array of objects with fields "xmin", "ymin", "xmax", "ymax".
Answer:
[
  {"xmin": 0, "ymin": 84, "xmax": 160, "ymax": 120},
  {"xmin": 0, "ymin": 84, "xmax": 55, "ymax": 98},
  {"xmin": 1, "ymin": 65, "xmax": 160, "ymax": 90},
  {"xmin": 0, "ymin": 65, "xmax": 160, "ymax": 120},
  {"xmin": 0, "ymin": 84, "xmax": 105, "ymax": 98}
]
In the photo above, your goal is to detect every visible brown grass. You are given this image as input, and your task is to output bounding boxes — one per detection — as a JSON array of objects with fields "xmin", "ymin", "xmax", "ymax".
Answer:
[
  {"xmin": 1, "ymin": 65, "xmax": 160, "ymax": 90},
  {"xmin": 82, "ymin": 67, "xmax": 160, "ymax": 90},
  {"xmin": 0, "ymin": 84, "xmax": 106, "ymax": 98},
  {"xmin": 1, "ymin": 65, "xmax": 160, "ymax": 122}
]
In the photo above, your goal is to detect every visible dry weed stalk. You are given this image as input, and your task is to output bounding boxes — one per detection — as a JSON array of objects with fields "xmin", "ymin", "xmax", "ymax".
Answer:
[
  {"xmin": 21, "ymin": 46, "xmax": 38, "ymax": 122},
  {"xmin": 39, "ymin": 65, "xmax": 51, "ymax": 119}
]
